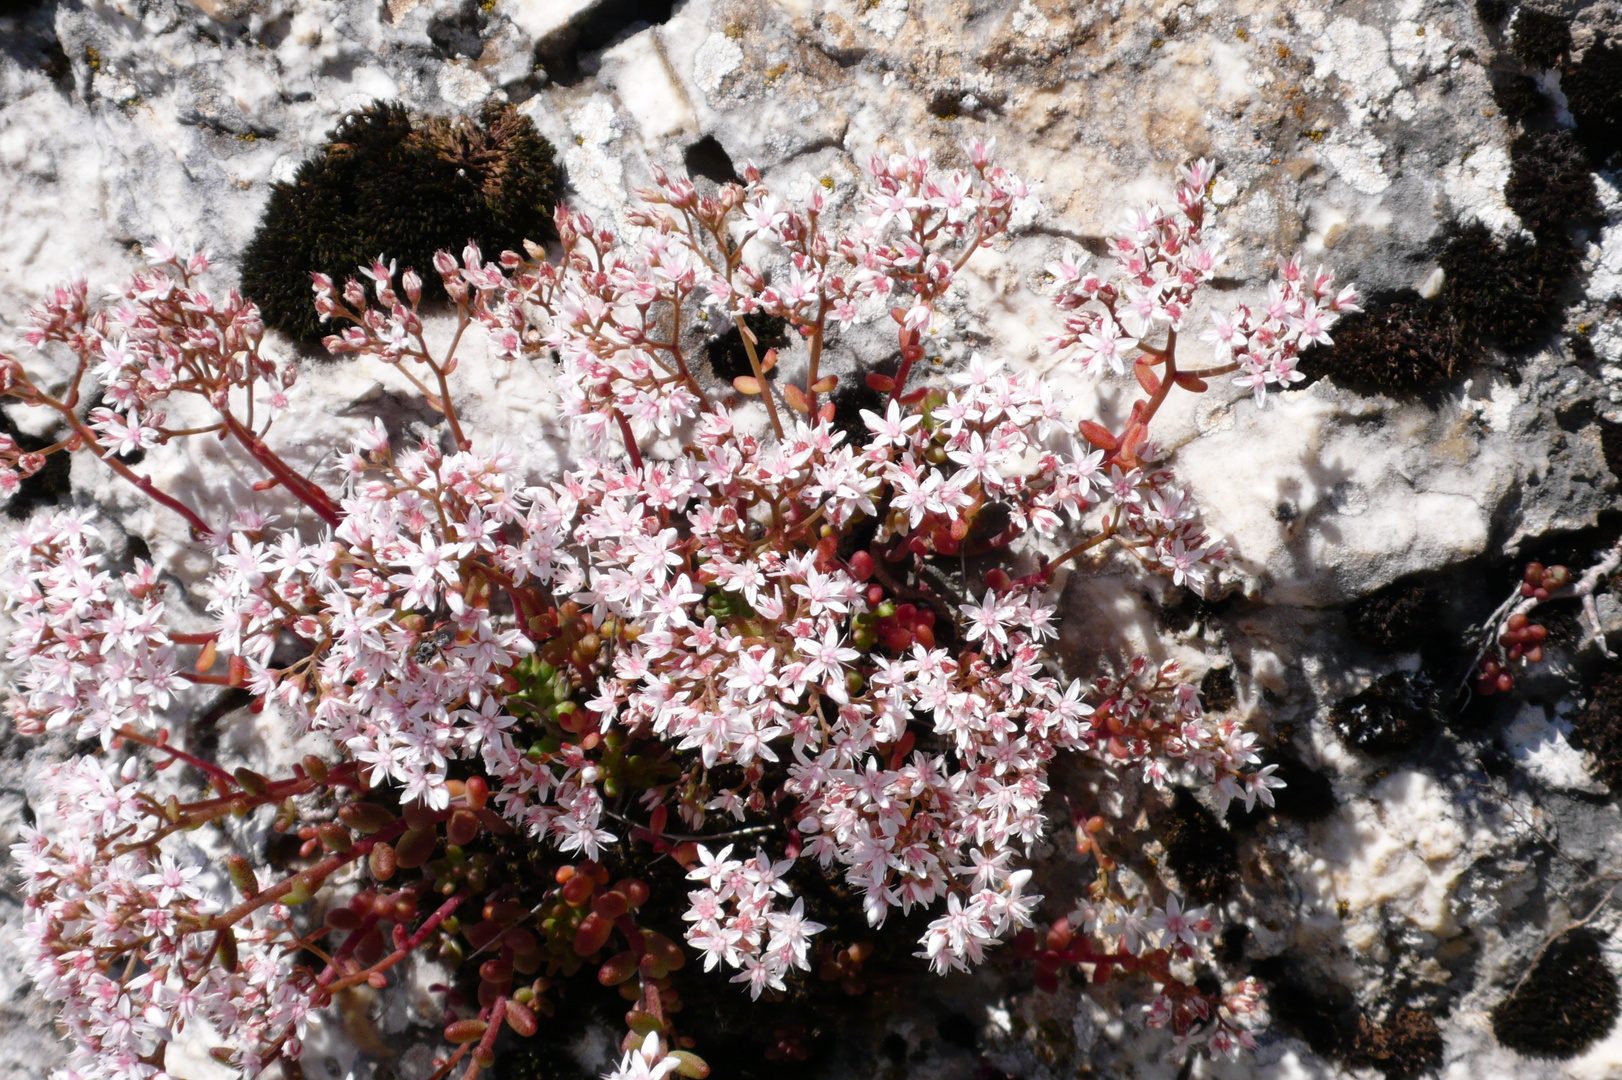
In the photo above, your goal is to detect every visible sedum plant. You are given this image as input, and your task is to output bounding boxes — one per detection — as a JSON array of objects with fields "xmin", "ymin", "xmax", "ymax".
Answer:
[{"xmin": 0, "ymin": 141, "xmax": 1355, "ymax": 1080}]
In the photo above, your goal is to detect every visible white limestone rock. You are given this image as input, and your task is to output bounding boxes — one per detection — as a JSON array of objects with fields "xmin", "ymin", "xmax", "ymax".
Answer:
[{"xmin": 2, "ymin": 0, "xmax": 1621, "ymax": 1077}]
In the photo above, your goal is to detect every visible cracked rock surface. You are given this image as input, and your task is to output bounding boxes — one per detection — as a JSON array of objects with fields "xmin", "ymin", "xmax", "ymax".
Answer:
[{"xmin": 2, "ymin": 0, "xmax": 1622, "ymax": 1077}]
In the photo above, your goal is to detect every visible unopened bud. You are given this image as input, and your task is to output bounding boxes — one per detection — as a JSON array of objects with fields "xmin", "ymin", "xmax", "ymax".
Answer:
[
  {"xmin": 317, "ymin": 823, "xmax": 353, "ymax": 853},
  {"xmin": 226, "ymin": 855, "xmax": 260, "ymax": 898},
  {"xmin": 446, "ymin": 808, "xmax": 480, "ymax": 847},
  {"xmin": 233, "ymin": 767, "xmax": 270, "ymax": 796},
  {"xmin": 339, "ymin": 802, "xmax": 396, "ymax": 834},
  {"xmin": 216, "ymin": 926, "xmax": 239, "ymax": 972},
  {"xmin": 369, "ymin": 842, "xmax": 398, "ymax": 882},
  {"xmin": 505, "ymin": 1000, "xmax": 538, "ymax": 1037},
  {"xmin": 395, "ymin": 827, "xmax": 437, "ymax": 870},
  {"xmin": 444, "ymin": 1019, "xmax": 488, "ymax": 1045},
  {"xmin": 671, "ymin": 1052, "xmax": 710, "ymax": 1079}
]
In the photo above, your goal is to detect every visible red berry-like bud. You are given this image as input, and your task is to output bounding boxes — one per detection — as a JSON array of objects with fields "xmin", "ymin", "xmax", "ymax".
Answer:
[
  {"xmin": 562, "ymin": 873, "xmax": 596, "ymax": 908},
  {"xmin": 445, "ymin": 808, "xmax": 480, "ymax": 847},
  {"xmin": 573, "ymin": 913, "xmax": 613, "ymax": 956},
  {"xmin": 1507, "ymin": 613, "xmax": 1529, "ymax": 632},
  {"xmin": 592, "ymin": 891, "xmax": 629, "ymax": 920},
  {"xmin": 1525, "ymin": 645, "xmax": 1544, "ymax": 664},
  {"xmin": 1497, "ymin": 673, "xmax": 1515, "ymax": 693},
  {"xmin": 505, "ymin": 1000, "xmax": 538, "ymax": 1037},
  {"xmin": 849, "ymin": 551, "xmax": 875, "ymax": 581},
  {"xmin": 1525, "ymin": 562, "xmax": 1545, "ymax": 584},
  {"xmin": 444, "ymin": 1019, "xmax": 488, "ymax": 1044}
]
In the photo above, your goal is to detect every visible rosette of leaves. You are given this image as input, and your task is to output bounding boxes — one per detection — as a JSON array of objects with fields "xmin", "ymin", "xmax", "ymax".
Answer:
[{"xmin": 240, "ymin": 100, "xmax": 560, "ymax": 341}]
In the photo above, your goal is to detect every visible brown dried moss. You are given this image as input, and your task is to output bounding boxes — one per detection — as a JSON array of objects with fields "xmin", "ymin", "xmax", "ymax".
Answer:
[{"xmin": 1492, "ymin": 930, "xmax": 1620, "ymax": 1058}]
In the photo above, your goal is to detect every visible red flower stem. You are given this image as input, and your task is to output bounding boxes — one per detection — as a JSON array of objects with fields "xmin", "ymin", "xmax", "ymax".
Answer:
[
  {"xmin": 1174, "ymin": 361, "xmax": 1240, "ymax": 380},
  {"xmin": 427, "ymin": 1044, "xmax": 473, "ymax": 1080},
  {"xmin": 32, "ymin": 395, "xmax": 214, "ymax": 537},
  {"xmin": 456, "ymin": 997, "xmax": 506, "ymax": 1080},
  {"xmin": 113, "ymin": 724, "xmax": 235, "ymax": 784},
  {"xmin": 313, "ymin": 911, "xmax": 380, "ymax": 996},
  {"xmin": 1050, "ymin": 521, "xmax": 1117, "ymax": 568},
  {"xmin": 733, "ymin": 314, "xmax": 784, "ymax": 440},
  {"xmin": 613, "ymin": 409, "xmax": 645, "ymax": 471},
  {"xmin": 180, "ymin": 671, "xmax": 237, "ymax": 686},
  {"xmin": 324, "ymin": 888, "xmax": 471, "ymax": 994},
  {"xmin": 205, "ymin": 820, "xmax": 410, "ymax": 931},
  {"xmin": 218, "ymin": 412, "xmax": 341, "ymax": 527}
]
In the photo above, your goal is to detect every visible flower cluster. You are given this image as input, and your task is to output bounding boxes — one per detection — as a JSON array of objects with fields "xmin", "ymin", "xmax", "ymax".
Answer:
[
  {"xmin": 1047, "ymin": 159, "xmax": 1358, "ymax": 407},
  {"xmin": 15, "ymin": 756, "xmax": 315, "ymax": 1079},
  {"xmin": 0, "ymin": 140, "xmax": 1350, "ymax": 1080},
  {"xmin": 2, "ymin": 512, "xmax": 183, "ymax": 745},
  {"xmin": 683, "ymin": 845, "xmax": 825, "ymax": 997}
]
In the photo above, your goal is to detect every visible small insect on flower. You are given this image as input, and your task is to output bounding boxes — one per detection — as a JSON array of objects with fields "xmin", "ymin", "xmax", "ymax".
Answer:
[{"xmin": 412, "ymin": 623, "xmax": 457, "ymax": 664}]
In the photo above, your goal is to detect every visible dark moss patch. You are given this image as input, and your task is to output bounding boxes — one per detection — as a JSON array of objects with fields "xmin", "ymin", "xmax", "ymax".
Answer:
[
  {"xmin": 239, "ymin": 101, "xmax": 560, "ymax": 343},
  {"xmin": 1347, "ymin": 579, "xmax": 1440, "ymax": 653},
  {"xmin": 1306, "ymin": 291, "xmax": 1465, "ymax": 394},
  {"xmin": 1563, "ymin": 39, "xmax": 1622, "ymax": 166},
  {"xmin": 1476, "ymin": 0, "xmax": 1510, "ymax": 26},
  {"xmin": 1510, "ymin": 8, "xmax": 1571, "ymax": 69},
  {"xmin": 1573, "ymin": 664, "xmax": 1622, "ymax": 792},
  {"xmin": 706, "ymin": 312, "xmax": 790, "ymax": 382},
  {"xmin": 1491, "ymin": 71, "xmax": 1548, "ymax": 122},
  {"xmin": 1199, "ymin": 665, "xmax": 1237, "ymax": 712},
  {"xmin": 1349, "ymin": 1008, "xmax": 1444, "ymax": 1080},
  {"xmin": 1440, "ymin": 223, "xmax": 1577, "ymax": 354},
  {"xmin": 1506, "ymin": 129, "xmax": 1599, "ymax": 239},
  {"xmin": 1492, "ymin": 929, "xmax": 1620, "ymax": 1058},
  {"xmin": 1331, "ymin": 671, "xmax": 1440, "ymax": 755},
  {"xmin": 1161, "ymin": 788, "xmax": 1238, "ymax": 904}
]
